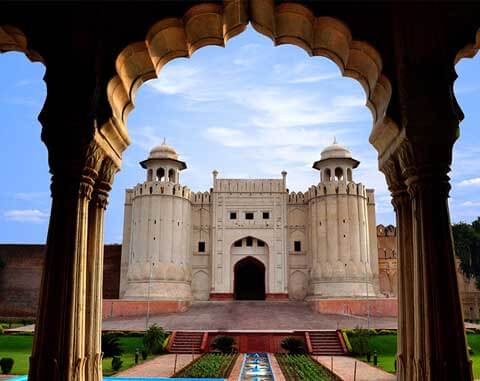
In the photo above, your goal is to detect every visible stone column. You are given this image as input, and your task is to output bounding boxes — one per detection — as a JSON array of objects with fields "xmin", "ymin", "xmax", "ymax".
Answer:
[
  {"xmin": 85, "ymin": 159, "xmax": 117, "ymax": 381},
  {"xmin": 383, "ymin": 159, "xmax": 414, "ymax": 381},
  {"xmin": 404, "ymin": 163, "xmax": 471, "ymax": 381},
  {"xmin": 29, "ymin": 143, "xmax": 102, "ymax": 381}
]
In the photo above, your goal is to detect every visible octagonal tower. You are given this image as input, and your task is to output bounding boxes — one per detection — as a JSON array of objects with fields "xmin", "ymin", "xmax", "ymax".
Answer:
[
  {"xmin": 307, "ymin": 139, "xmax": 379, "ymax": 298},
  {"xmin": 120, "ymin": 141, "xmax": 193, "ymax": 302}
]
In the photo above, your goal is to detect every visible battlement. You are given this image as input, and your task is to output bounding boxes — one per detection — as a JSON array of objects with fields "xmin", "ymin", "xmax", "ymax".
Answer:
[
  {"xmin": 288, "ymin": 191, "xmax": 305, "ymax": 204},
  {"xmin": 214, "ymin": 178, "xmax": 286, "ymax": 193},
  {"xmin": 131, "ymin": 181, "xmax": 192, "ymax": 200},
  {"xmin": 190, "ymin": 191, "xmax": 212, "ymax": 204},
  {"xmin": 297, "ymin": 181, "xmax": 367, "ymax": 202}
]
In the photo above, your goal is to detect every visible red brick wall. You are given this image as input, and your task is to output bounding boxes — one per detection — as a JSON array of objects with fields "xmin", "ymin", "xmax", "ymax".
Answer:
[
  {"xmin": 207, "ymin": 332, "xmax": 305, "ymax": 353},
  {"xmin": 0, "ymin": 244, "xmax": 122, "ymax": 317},
  {"xmin": 103, "ymin": 245, "xmax": 122, "ymax": 299},
  {"xmin": 0, "ymin": 245, "xmax": 44, "ymax": 317}
]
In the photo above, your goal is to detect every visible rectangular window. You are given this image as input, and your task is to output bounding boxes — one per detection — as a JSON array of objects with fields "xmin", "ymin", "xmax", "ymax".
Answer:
[
  {"xmin": 198, "ymin": 241, "xmax": 206, "ymax": 253},
  {"xmin": 230, "ymin": 212, "xmax": 237, "ymax": 220},
  {"xmin": 245, "ymin": 212, "xmax": 254, "ymax": 220},
  {"xmin": 234, "ymin": 240, "xmax": 242, "ymax": 247},
  {"xmin": 262, "ymin": 212, "xmax": 270, "ymax": 219},
  {"xmin": 294, "ymin": 241, "xmax": 301, "ymax": 252},
  {"xmin": 246, "ymin": 237, "xmax": 253, "ymax": 247},
  {"xmin": 257, "ymin": 240, "xmax": 265, "ymax": 247}
]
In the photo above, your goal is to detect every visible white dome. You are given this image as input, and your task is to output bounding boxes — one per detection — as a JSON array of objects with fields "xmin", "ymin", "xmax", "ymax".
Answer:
[
  {"xmin": 320, "ymin": 139, "xmax": 352, "ymax": 160},
  {"xmin": 149, "ymin": 142, "xmax": 179, "ymax": 160}
]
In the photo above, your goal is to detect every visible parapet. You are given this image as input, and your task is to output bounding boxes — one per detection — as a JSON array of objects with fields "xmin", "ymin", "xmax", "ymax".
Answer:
[
  {"xmin": 131, "ymin": 181, "xmax": 192, "ymax": 201},
  {"xmin": 302, "ymin": 181, "xmax": 368, "ymax": 202},
  {"xmin": 214, "ymin": 178, "xmax": 286, "ymax": 193},
  {"xmin": 288, "ymin": 191, "xmax": 305, "ymax": 204},
  {"xmin": 191, "ymin": 191, "xmax": 212, "ymax": 204}
]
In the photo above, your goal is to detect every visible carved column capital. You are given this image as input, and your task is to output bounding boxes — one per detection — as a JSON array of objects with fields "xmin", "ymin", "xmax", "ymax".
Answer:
[{"xmin": 91, "ymin": 158, "xmax": 118, "ymax": 210}]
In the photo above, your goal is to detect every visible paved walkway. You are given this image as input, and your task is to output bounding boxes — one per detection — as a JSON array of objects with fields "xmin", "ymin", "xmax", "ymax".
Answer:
[
  {"xmin": 315, "ymin": 356, "xmax": 395, "ymax": 381},
  {"xmin": 268, "ymin": 353, "xmax": 286, "ymax": 381},
  {"xmin": 227, "ymin": 355, "xmax": 244, "ymax": 380},
  {"xmin": 103, "ymin": 301, "xmax": 398, "ymax": 331},
  {"xmin": 113, "ymin": 354, "xmax": 193, "ymax": 378}
]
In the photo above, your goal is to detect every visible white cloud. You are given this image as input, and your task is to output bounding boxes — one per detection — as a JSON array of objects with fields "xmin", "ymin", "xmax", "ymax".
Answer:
[
  {"xmin": 129, "ymin": 126, "xmax": 166, "ymax": 152},
  {"xmin": 14, "ymin": 192, "xmax": 49, "ymax": 201},
  {"xmin": 461, "ymin": 201, "xmax": 480, "ymax": 207},
  {"xmin": 288, "ymin": 73, "xmax": 338, "ymax": 84},
  {"xmin": 206, "ymin": 126, "xmax": 346, "ymax": 150},
  {"xmin": 458, "ymin": 178, "xmax": 480, "ymax": 187},
  {"xmin": 4, "ymin": 209, "xmax": 49, "ymax": 223}
]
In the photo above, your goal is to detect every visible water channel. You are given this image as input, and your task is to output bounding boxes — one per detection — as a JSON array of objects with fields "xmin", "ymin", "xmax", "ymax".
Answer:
[{"xmin": 238, "ymin": 353, "xmax": 275, "ymax": 381}]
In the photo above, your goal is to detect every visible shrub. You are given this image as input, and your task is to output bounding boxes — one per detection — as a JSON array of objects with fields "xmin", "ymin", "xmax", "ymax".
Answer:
[
  {"xmin": 0, "ymin": 358, "xmax": 14, "ymax": 374},
  {"xmin": 143, "ymin": 324, "xmax": 167, "ymax": 354},
  {"xmin": 342, "ymin": 330, "xmax": 352, "ymax": 353},
  {"xmin": 348, "ymin": 329, "xmax": 370, "ymax": 355},
  {"xmin": 102, "ymin": 333, "xmax": 123, "ymax": 358},
  {"xmin": 111, "ymin": 356, "xmax": 123, "ymax": 371},
  {"xmin": 281, "ymin": 337, "xmax": 305, "ymax": 354},
  {"xmin": 141, "ymin": 348, "xmax": 148, "ymax": 360},
  {"xmin": 0, "ymin": 325, "xmax": 4, "ymax": 335},
  {"xmin": 211, "ymin": 335, "xmax": 236, "ymax": 353}
]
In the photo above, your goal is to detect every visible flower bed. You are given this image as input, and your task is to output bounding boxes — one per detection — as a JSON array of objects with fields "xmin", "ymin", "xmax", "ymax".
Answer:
[
  {"xmin": 275, "ymin": 354, "xmax": 339, "ymax": 381},
  {"xmin": 173, "ymin": 353, "xmax": 238, "ymax": 378}
]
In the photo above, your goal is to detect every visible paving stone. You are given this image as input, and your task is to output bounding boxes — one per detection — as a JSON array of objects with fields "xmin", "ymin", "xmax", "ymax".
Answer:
[{"xmin": 315, "ymin": 355, "xmax": 396, "ymax": 381}]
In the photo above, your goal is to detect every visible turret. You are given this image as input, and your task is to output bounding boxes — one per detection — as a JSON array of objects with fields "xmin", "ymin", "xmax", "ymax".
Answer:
[
  {"xmin": 312, "ymin": 137, "xmax": 359, "ymax": 183},
  {"xmin": 140, "ymin": 139, "xmax": 186, "ymax": 184}
]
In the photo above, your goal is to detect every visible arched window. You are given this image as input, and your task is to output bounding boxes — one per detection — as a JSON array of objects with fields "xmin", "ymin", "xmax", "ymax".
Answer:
[
  {"xmin": 156, "ymin": 168, "xmax": 165, "ymax": 181},
  {"xmin": 168, "ymin": 168, "xmax": 176, "ymax": 183},
  {"xmin": 147, "ymin": 169, "xmax": 153, "ymax": 181},
  {"xmin": 335, "ymin": 167, "xmax": 343, "ymax": 181},
  {"xmin": 324, "ymin": 168, "xmax": 331, "ymax": 181},
  {"xmin": 347, "ymin": 168, "xmax": 352, "ymax": 181}
]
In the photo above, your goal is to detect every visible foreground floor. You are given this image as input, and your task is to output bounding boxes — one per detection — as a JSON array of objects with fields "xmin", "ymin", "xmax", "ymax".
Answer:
[
  {"xmin": 103, "ymin": 301, "xmax": 397, "ymax": 331},
  {"xmin": 113, "ymin": 354, "xmax": 193, "ymax": 378},
  {"xmin": 316, "ymin": 356, "xmax": 396, "ymax": 381}
]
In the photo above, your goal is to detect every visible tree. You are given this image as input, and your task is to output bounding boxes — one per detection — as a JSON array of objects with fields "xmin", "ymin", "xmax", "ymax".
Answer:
[
  {"xmin": 143, "ymin": 324, "xmax": 167, "ymax": 354},
  {"xmin": 452, "ymin": 218, "xmax": 480, "ymax": 288}
]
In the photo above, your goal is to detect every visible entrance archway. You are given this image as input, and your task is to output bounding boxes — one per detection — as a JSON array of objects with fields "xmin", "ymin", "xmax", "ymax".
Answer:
[{"xmin": 234, "ymin": 257, "xmax": 265, "ymax": 300}]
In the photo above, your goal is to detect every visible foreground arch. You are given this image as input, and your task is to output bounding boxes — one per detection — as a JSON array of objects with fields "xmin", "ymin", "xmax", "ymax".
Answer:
[{"xmin": 1, "ymin": 1, "xmax": 479, "ymax": 380}]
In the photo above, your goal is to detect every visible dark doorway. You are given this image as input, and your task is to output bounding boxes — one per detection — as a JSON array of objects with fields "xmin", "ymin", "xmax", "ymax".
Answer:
[{"xmin": 234, "ymin": 257, "xmax": 266, "ymax": 300}]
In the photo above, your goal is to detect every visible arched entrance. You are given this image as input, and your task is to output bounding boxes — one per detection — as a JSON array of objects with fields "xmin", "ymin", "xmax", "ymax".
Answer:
[{"xmin": 234, "ymin": 257, "xmax": 266, "ymax": 300}]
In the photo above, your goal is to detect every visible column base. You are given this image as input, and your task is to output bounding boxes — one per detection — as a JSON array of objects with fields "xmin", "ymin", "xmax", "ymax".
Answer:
[
  {"xmin": 103, "ymin": 299, "xmax": 191, "ymax": 318},
  {"xmin": 209, "ymin": 293, "xmax": 234, "ymax": 300},
  {"xmin": 307, "ymin": 297, "xmax": 398, "ymax": 317},
  {"xmin": 122, "ymin": 280, "xmax": 192, "ymax": 300},
  {"xmin": 309, "ymin": 280, "xmax": 378, "ymax": 298}
]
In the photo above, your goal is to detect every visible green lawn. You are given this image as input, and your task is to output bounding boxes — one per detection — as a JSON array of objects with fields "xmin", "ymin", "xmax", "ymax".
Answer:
[
  {"xmin": 355, "ymin": 333, "xmax": 480, "ymax": 378},
  {"xmin": 467, "ymin": 333, "xmax": 480, "ymax": 379},
  {"xmin": 0, "ymin": 334, "xmax": 33, "ymax": 375},
  {"xmin": 0, "ymin": 334, "xmax": 146, "ymax": 376}
]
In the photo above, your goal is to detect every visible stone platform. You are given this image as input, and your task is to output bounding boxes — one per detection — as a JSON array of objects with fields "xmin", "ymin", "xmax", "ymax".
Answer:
[{"xmin": 102, "ymin": 301, "xmax": 398, "ymax": 331}]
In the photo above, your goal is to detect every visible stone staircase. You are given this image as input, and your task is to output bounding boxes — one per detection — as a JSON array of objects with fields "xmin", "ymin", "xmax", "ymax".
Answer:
[
  {"xmin": 307, "ymin": 330, "xmax": 346, "ymax": 355},
  {"xmin": 168, "ymin": 331, "xmax": 206, "ymax": 354}
]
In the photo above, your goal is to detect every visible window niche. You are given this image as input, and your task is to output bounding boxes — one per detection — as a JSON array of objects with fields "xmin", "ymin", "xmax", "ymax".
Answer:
[{"xmin": 294, "ymin": 241, "xmax": 301, "ymax": 252}]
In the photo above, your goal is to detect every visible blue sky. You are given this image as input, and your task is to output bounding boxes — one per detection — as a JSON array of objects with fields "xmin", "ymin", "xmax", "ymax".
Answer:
[{"xmin": 0, "ymin": 26, "xmax": 479, "ymax": 244}]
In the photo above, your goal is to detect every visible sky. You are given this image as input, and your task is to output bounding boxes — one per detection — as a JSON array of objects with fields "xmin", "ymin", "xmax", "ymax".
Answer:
[{"xmin": 0, "ymin": 26, "xmax": 479, "ymax": 244}]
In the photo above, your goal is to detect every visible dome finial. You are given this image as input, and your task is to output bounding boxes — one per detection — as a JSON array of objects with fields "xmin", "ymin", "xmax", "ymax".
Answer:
[
  {"xmin": 333, "ymin": 136, "xmax": 337, "ymax": 144},
  {"xmin": 162, "ymin": 137, "xmax": 166, "ymax": 145}
]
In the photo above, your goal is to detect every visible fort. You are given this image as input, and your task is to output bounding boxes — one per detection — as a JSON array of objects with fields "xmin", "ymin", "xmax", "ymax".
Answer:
[{"xmin": 1, "ymin": 142, "xmax": 478, "ymax": 321}]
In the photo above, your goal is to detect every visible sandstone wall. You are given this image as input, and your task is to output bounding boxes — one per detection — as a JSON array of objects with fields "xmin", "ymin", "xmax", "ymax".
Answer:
[{"xmin": 0, "ymin": 244, "xmax": 121, "ymax": 317}]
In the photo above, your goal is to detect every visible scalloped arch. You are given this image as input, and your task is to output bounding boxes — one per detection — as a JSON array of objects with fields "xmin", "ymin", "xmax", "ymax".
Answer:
[
  {"xmin": 454, "ymin": 28, "xmax": 480, "ymax": 64},
  {"xmin": 0, "ymin": 25, "xmax": 43, "ymax": 63},
  {"xmin": 109, "ymin": 0, "xmax": 397, "ymax": 156}
]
